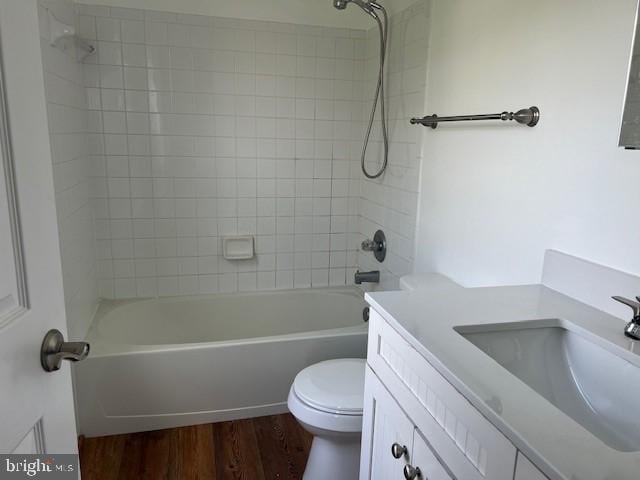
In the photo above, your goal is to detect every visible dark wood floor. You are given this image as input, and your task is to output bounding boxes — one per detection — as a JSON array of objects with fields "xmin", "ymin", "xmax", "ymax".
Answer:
[{"xmin": 79, "ymin": 414, "xmax": 312, "ymax": 480}]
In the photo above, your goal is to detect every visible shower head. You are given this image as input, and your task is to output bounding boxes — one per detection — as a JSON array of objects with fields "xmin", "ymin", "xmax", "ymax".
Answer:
[{"xmin": 332, "ymin": 0, "xmax": 381, "ymax": 18}]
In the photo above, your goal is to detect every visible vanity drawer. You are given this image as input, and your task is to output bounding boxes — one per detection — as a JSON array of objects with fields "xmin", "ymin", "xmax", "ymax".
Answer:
[{"xmin": 367, "ymin": 308, "xmax": 517, "ymax": 480}]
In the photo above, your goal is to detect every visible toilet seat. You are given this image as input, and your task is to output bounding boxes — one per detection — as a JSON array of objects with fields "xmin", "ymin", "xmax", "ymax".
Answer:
[
  {"xmin": 293, "ymin": 359, "xmax": 366, "ymax": 416},
  {"xmin": 288, "ymin": 359, "xmax": 366, "ymax": 480}
]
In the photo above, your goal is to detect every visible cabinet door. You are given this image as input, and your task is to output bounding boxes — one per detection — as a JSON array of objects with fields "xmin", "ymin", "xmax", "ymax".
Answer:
[
  {"xmin": 360, "ymin": 366, "xmax": 415, "ymax": 480},
  {"xmin": 409, "ymin": 429, "xmax": 453, "ymax": 480}
]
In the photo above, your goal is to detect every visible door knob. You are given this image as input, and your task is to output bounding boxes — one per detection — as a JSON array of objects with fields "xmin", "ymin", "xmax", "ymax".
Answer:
[
  {"xmin": 391, "ymin": 442, "xmax": 408, "ymax": 459},
  {"xmin": 41, "ymin": 329, "xmax": 90, "ymax": 372},
  {"xmin": 403, "ymin": 464, "xmax": 422, "ymax": 480}
]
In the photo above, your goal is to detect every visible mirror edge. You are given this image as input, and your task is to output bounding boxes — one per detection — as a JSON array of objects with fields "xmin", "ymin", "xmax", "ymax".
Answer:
[{"xmin": 619, "ymin": 0, "xmax": 640, "ymax": 149}]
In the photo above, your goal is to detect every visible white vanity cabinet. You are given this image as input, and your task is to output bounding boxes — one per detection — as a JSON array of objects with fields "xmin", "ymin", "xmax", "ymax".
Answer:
[
  {"xmin": 361, "ymin": 366, "xmax": 452, "ymax": 479},
  {"xmin": 411, "ymin": 429, "xmax": 455, "ymax": 480},
  {"xmin": 361, "ymin": 365, "xmax": 414, "ymax": 478},
  {"xmin": 514, "ymin": 453, "xmax": 548, "ymax": 480},
  {"xmin": 361, "ymin": 307, "xmax": 550, "ymax": 480}
]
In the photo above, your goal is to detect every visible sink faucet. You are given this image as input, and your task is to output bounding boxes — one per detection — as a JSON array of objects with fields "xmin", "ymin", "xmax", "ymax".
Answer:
[
  {"xmin": 354, "ymin": 270, "xmax": 380, "ymax": 284},
  {"xmin": 612, "ymin": 296, "xmax": 640, "ymax": 340}
]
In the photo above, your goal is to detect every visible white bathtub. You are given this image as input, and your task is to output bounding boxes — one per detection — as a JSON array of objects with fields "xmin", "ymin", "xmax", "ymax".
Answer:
[{"xmin": 75, "ymin": 288, "xmax": 368, "ymax": 437}]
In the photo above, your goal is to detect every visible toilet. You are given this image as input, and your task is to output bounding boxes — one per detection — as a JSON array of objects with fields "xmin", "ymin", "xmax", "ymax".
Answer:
[{"xmin": 287, "ymin": 358, "xmax": 366, "ymax": 480}]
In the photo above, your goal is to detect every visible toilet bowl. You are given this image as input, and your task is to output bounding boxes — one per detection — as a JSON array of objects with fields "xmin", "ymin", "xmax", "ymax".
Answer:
[{"xmin": 287, "ymin": 358, "xmax": 366, "ymax": 480}]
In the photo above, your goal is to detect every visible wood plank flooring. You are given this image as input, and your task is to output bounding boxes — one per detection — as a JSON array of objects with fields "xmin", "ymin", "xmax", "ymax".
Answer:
[{"xmin": 79, "ymin": 414, "xmax": 312, "ymax": 480}]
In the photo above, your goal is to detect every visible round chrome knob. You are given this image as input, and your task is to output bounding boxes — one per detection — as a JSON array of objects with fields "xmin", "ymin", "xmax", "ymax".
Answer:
[
  {"xmin": 403, "ymin": 464, "xmax": 422, "ymax": 480},
  {"xmin": 391, "ymin": 443, "xmax": 408, "ymax": 459}
]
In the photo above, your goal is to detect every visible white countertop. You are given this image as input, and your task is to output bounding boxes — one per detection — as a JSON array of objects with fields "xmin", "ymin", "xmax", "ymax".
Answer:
[{"xmin": 365, "ymin": 274, "xmax": 640, "ymax": 480}]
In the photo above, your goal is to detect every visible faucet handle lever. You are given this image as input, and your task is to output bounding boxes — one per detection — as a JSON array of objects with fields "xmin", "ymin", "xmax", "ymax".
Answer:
[
  {"xmin": 361, "ymin": 239, "xmax": 376, "ymax": 251},
  {"xmin": 361, "ymin": 230, "xmax": 386, "ymax": 262},
  {"xmin": 612, "ymin": 296, "xmax": 640, "ymax": 319}
]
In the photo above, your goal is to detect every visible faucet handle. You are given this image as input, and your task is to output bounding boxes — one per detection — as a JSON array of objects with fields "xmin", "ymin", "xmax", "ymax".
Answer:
[
  {"xmin": 612, "ymin": 296, "xmax": 640, "ymax": 319},
  {"xmin": 361, "ymin": 230, "xmax": 386, "ymax": 262},
  {"xmin": 361, "ymin": 239, "xmax": 376, "ymax": 251}
]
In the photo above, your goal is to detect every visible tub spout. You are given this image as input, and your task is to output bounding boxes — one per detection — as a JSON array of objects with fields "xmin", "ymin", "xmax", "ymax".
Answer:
[{"xmin": 354, "ymin": 270, "xmax": 380, "ymax": 284}]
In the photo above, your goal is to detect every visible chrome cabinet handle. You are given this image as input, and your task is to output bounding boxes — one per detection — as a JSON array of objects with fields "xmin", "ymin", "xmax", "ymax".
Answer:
[
  {"xmin": 403, "ymin": 464, "xmax": 422, "ymax": 480},
  {"xmin": 391, "ymin": 443, "xmax": 408, "ymax": 459},
  {"xmin": 41, "ymin": 329, "xmax": 90, "ymax": 372}
]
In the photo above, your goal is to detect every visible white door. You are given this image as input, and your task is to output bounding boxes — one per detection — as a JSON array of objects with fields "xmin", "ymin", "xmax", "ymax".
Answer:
[
  {"xmin": 0, "ymin": 0, "xmax": 80, "ymax": 455},
  {"xmin": 360, "ymin": 367, "xmax": 415, "ymax": 480}
]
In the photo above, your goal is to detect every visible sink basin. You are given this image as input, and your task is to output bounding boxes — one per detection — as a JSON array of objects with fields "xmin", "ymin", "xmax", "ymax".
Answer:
[{"xmin": 455, "ymin": 320, "xmax": 640, "ymax": 451}]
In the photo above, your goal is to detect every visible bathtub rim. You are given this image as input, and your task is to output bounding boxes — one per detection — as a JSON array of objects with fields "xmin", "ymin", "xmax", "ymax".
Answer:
[{"xmin": 85, "ymin": 286, "xmax": 367, "ymax": 357}]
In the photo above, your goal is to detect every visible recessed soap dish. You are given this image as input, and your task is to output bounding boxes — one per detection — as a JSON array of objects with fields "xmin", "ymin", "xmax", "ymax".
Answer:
[{"xmin": 223, "ymin": 235, "xmax": 254, "ymax": 260}]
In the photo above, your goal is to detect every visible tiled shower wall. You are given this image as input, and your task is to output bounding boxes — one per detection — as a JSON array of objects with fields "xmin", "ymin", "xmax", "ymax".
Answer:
[
  {"xmin": 77, "ymin": 4, "xmax": 366, "ymax": 298},
  {"xmin": 357, "ymin": 1, "xmax": 429, "ymax": 290},
  {"xmin": 38, "ymin": 0, "xmax": 98, "ymax": 338},
  {"xmin": 36, "ymin": 1, "xmax": 428, "ymax": 309}
]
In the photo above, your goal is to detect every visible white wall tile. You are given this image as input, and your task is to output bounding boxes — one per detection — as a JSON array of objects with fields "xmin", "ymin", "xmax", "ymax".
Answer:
[
  {"xmin": 97, "ymin": 17, "xmax": 121, "ymax": 42},
  {"xmin": 39, "ymin": 0, "xmax": 99, "ymax": 337},
  {"xmin": 78, "ymin": 2, "xmax": 427, "ymax": 298},
  {"xmin": 356, "ymin": 1, "xmax": 427, "ymax": 291},
  {"xmin": 122, "ymin": 43, "xmax": 146, "ymax": 66},
  {"xmin": 121, "ymin": 19, "xmax": 145, "ymax": 43}
]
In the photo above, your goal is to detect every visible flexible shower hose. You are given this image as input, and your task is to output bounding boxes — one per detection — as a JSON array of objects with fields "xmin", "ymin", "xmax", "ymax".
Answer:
[{"xmin": 361, "ymin": 7, "xmax": 389, "ymax": 179}]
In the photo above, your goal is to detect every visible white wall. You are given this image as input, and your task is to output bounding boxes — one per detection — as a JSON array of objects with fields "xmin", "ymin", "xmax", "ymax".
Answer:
[
  {"xmin": 73, "ymin": 0, "xmax": 418, "ymax": 30},
  {"xmin": 38, "ymin": 0, "xmax": 99, "ymax": 338},
  {"xmin": 415, "ymin": 0, "xmax": 640, "ymax": 287}
]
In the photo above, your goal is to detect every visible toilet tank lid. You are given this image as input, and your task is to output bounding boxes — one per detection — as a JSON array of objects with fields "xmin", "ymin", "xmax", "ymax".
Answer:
[{"xmin": 293, "ymin": 359, "xmax": 366, "ymax": 415}]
